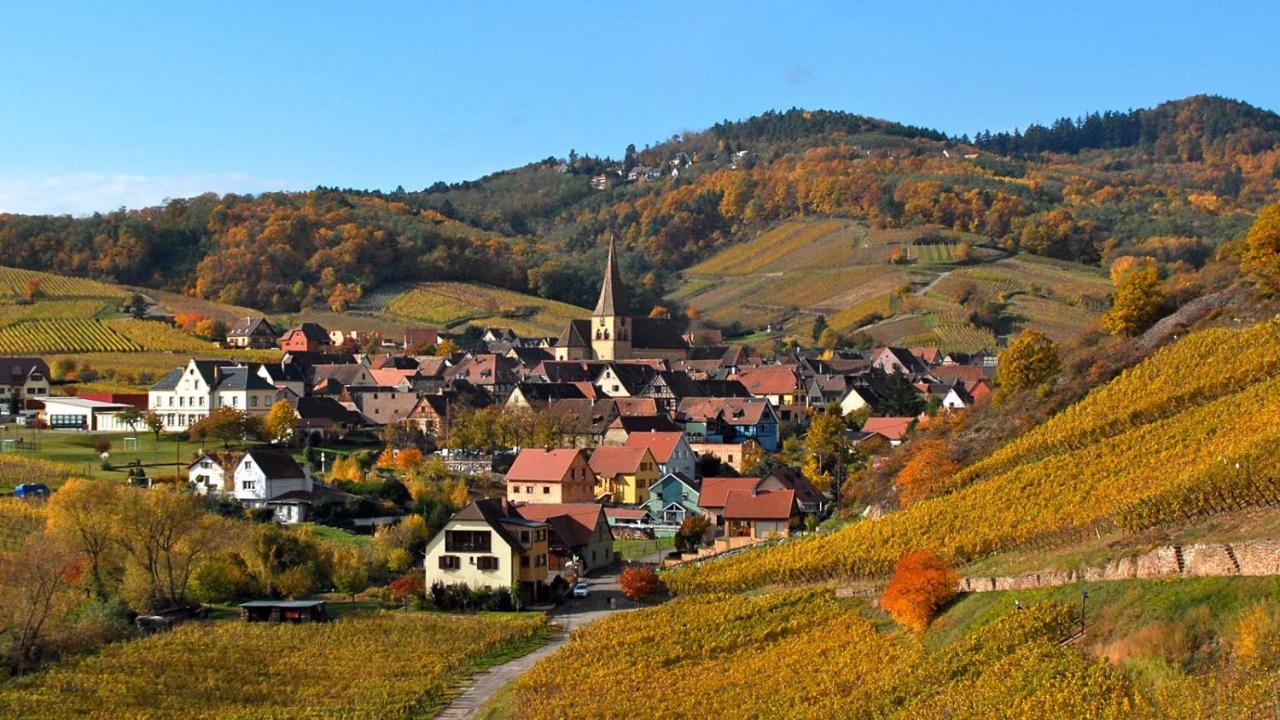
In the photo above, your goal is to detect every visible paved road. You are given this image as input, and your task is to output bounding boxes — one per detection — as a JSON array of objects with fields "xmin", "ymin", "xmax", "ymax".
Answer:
[{"xmin": 436, "ymin": 564, "xmax": 641, "ymax": 720}]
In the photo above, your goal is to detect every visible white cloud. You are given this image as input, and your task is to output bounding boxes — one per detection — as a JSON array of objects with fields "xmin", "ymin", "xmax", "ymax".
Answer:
[{"xmin": 0, "ymin": 172, "xmax": 291, "ymax": 216}]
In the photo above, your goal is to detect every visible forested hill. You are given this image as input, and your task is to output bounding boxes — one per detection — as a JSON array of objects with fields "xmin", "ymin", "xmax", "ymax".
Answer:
[{"xmin": 1, "ymin": 95, "xmax": 1279, "ymax": 316}]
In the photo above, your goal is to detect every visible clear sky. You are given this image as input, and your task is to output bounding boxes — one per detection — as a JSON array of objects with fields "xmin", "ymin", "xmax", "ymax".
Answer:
[{"xmin": 1, "ymin": 1, "xmax": 1276, "ymax": 215}]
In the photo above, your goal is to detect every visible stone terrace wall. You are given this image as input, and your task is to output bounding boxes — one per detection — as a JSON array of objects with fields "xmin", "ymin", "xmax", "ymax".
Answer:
[{"xmin": 957, "ymin": 540, "xmax": 1280, "ymax": 593}]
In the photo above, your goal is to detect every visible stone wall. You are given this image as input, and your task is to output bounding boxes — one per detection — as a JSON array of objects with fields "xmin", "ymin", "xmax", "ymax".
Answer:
[{"xmin": 956, "ymin": 540, "xmax": 1280, "ymax": 593}]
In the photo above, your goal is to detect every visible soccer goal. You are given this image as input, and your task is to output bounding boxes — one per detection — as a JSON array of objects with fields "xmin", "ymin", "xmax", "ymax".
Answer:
[{"xmin": 124, "ymin": 437, "xmax": 140, "ymax": 452}]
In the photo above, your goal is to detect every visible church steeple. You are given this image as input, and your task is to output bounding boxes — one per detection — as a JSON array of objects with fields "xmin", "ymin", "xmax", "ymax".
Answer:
[{"xmin": 593, "ymin": 236, "xmax": 625, "ymax": 317}]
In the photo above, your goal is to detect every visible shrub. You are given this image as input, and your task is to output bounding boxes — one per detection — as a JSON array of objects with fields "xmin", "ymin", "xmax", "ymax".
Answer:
[
  {"xmin": 619, "ymin": 566, "xmax": 661, "ymax": 603},
  {"xmin": 879, "ymin": 550, "xmax": 957, "ymax": 631}
]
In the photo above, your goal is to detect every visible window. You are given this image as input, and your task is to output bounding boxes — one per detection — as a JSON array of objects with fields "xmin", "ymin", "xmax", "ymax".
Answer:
[
  {"xmin": 476, "ymin": 556, "xmax": 499, "ymax": 571},
  {"xmin": 438, "ymin": 555, "xmax": 460, "ymax": 570},
  {"xmin": 542, "ymin": 486, "xmax": 550, "ymax": 494},
  {"xmin": 521, "ymin": 555, "xmax": 530, "ymax": 568},
  {"xmin": 511, "ymin": 486, "xmax": 520, "ymax": 494},
  {"xmin": 536, "ymin": 554, "xmax": 547, "ymax": 567},
  {"xmin": 242, "ymin": 480, "xmax": 256, "ymax": 491},
  {"xmin": 445, "ymin": 530, "xmax": 492, "ymax": 553},
  {"xmin": 520, "ymin": 530, "xmax": 530, "ymax": 544},
  {"xmin": 251, "ymin": 396, "xmax": 258, "ymax": 408},
  {"xmin": 526, "ymin": 486, "xmax": 533, "ymax": 494}
]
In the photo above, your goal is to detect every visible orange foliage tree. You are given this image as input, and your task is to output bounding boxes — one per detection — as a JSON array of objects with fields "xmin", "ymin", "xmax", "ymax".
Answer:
[
  {"xmin": 879, "ymin": 550, "xmax": 957, "ymax": 631},
  {"xmin": 894, "ymin": 439, "xmax": 960, "ymax": 505},
  {"xmin": 618, "ymin": 566, "xmax": 661, "ymax": 603}
]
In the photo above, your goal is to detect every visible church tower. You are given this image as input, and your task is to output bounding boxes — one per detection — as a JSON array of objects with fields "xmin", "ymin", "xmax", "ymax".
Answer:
[{"xmin": 590, "ymin": 236, "xmax": 631, "ymax": 361}]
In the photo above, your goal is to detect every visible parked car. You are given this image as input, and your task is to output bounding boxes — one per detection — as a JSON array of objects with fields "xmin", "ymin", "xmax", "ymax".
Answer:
[
  {"xmin": 14, "ymin": 483, "xmax": 50, "ymax": 500},
  {"xmin": 572, "ymin": 581, "xmax": 590, "ymax": 598}
]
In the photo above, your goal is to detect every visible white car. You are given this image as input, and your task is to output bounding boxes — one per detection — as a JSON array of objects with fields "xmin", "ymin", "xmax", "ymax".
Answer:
[{"xmin": 571, "ymin": 581, "xmax": 590, "ymax": 598}]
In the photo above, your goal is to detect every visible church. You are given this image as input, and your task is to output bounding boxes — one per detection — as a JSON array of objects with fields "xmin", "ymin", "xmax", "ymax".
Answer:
[{"xmin": 553, "ymin": 238, "xmax": 690, "ymax": 361}]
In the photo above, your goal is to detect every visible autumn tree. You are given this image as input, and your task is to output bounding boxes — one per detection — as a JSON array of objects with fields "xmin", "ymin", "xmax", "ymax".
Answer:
[
  {"xmin": 803, "ymin": 411, "xmax": 849, "ymax": 493},
  {"xmin": 263, "ymin": 400, "xmax": 297, "ymax": 444},
  {"xmin": 996, "ymin": 330, "xmax": 1060, "ymax": 392},
  {"xmin": 189, "ymin": 407, "xmax": 258, "ymax": 448},
  {"xmin": 1101, "ymin": 260, "xmax": 1164, "ymax": 336},
  {"xmin": 1241, "ymin": 203, "xmax": 1280, "ymax": 297},
  {"xmin": 45, "ymin": 478, "xmax": 121, "ymax": 598},
  {"xmin": 675, "ymin": 515, "xmax": 711, "ymax": 552},
  {"xmin": 894, "ymin": 440, "xmax": 959, "ymax": 505},
  {"xmin": 113, "ymin": 486, "xmax": 226, "ymax": 611},
  {"xmin": 0, "ymin": 532, "xmax": 78, "ymax": 675},
  {"xmin": 118, "ymin": 406, "xmax": 143, "ymax": 437},
  {"xmin": 879, "ymin": 550, "xmax": 958, "ymax": 631},
  {"xmin": 21, "ymin": 277, "xmax": 43, "ymax": 302},
  {"xmin": 618, "ymin": 565, "xmax": 661, "ymax": 605},
  {"xmin": 144, "ymin": 410, "xmax": 165, "ymax": 443},
  {"xmin": 332, "ymin": 550, "xmax": 370, "ymax": 602}
]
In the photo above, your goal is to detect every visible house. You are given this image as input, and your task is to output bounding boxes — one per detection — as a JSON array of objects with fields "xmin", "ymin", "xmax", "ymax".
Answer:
[
  {"xmin": 909, "ymin": 346, "xmax": 943, "ymax": 367},
  {"xmin": 505, "ymin": 448, "xmax": 596, "ymax": 504},
  {"xmin": 188, "ymin": 451, "xmax": 244, "ymax": 495},
  {"xmin": 805, "ymin": 375, "xmax": 847, "ymax": 408},
  {"xmin": 870, "ymin": 347, "xmax": 927, "ymax": 376},
  {"xmin": 346, "ymin": 388, "xmax": 419, "ymax": 425},
  {"xmin": 588, "ymin": 446, "xmax": 658, "ymax": 505},
  {"xmin": 279, "ymin": 323, "xmax": 333, "ymax": 353},
  {"xmin": 623, "ymin": 431, "xmax": 697, "ymax": 480},
  {"xmin": 601, "ymin": 414, "xmax": 682, "ymax": 445},
  {"xmin": 722, "ymin": 488, "xmax": 798, "ymax": 540},
  {"xmin": 678, "ymin": 397, "xmax": 779, "ymax": 452},
  {"xmin": 148, "ymin": 360, "xmax": 277, "ymax": 430},
  {"xmin": 698, "ymin": 476, "xmax": 763, "ymax": 529},
  {"xmin": 838, "ymin": 386, "xmax": 879, "ymax": 417},
  {"xmin": 0, "ymin": 357, "xmax": 50, "ymax": 412},
  {"xmin": 730, "ymin": 366, "xmax": 800, "ymax": 407},
  {"xmin": 232, "ymin": 448, "xmax": 316, "ymax": 523},
  {"xmin": 403, "ymin": 327, "xmax": 439, "ymax": 352},
  {"xmin": 690, "ymin": 440, "xmax": 759, "ymax": 474},
  {"xmin": 759, "ymin": 465, "xmax": 829, "ymax": 518},
  {"xmin": 594, "ymin": 363, "xmax": 656, "ymax": 398},
  {"xmin": 645, "ymin": 472, "xmax": 702, "ymax": 526},
  {"xmin": 423, "ymin": 499, "xmax": 549, "ymax": 601},
  {"xmin": 505, "ymin": 382, "xmax": 587, "ymax": 411},
  {"xmin": 404, "ymin": 384, "xmax": 492, "ymax": 438},
  {"xmin": 39, "ymin": 397, "xmax": 136, "ymax": 431},
  {"xmin": 515, "ymin": 503, "xmax": 615, "ymax": 572},
  {"xmin": 225, "ymin": 317, "xmax": 279, "ymax": 349},
  {"xmin": 292, "ymin": 396, "xmax": 367, "ymax": 439},
  {"xmin": 860, "ymin": 416, "xmax": 916, "ymax": 445},
  {"xmin": 446, "ymin": 354, "xmax": 519, "ymax": 403}
]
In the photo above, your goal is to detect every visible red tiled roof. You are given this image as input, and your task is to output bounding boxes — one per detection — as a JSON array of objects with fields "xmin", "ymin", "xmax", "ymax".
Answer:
[
  {"xmin": 588, "ymin": 446, "xmax": 652, "ymax": 478},
  {"xmin": 515, "ymin": 503, "xmax": 607, "ymax": 547},
  {"xmin": 623, "ymin": 431, "xmax": 685, "ymax": 464},
  {"xmin": 722, "ymin": 489, "xmax": 796, "ymax": 521},
  {"xmin": 604, "ymin": 507, "xmax": 649, "ymax": 521},
  {"xmin": 931, "ymin": 365, "xmax": 985, "ymax": 384},
  {"xmin": 678, "ymin": 397, "xmax": 769, "ymax": 425},
  {"xmin": 506, "ymin": 448, "xmax": 586, "ymax": 483},
  {"xmin": 730, "ymin": 366, "xmax": 797, "ymax": 396},
  {"xmin": 612, "ymin": 397, "xmax": 660, "ymax": 416},
  {"xmin": 861, "ymin": 416, "xmax": 915, "ymax": 441},
  {"xmin": 698, "ymin": 477, "xmax": 761, "ymax": 509}
]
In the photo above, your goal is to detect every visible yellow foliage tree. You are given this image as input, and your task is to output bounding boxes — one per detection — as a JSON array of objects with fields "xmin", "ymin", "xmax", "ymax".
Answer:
[
  {"xmin": 894, "ymin": 440, "xmax": 960, "ymax": 505},
  {"xmin": 1241, "ymin": 202, "xmax": 1280, "ymax": 296},
  {"xmin": 1101, "ymin": 260, "xmax": 1164, "ymax": 336}
]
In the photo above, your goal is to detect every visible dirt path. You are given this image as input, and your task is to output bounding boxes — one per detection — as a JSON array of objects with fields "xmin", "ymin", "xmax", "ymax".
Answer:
[{"xmin": 436, "ymin": 567, "xmax": 634, "ymax": 719}]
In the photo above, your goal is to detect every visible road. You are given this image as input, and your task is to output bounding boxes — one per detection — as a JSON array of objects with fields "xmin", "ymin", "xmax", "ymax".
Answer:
[{"xmin": 436, "ymin": 561, "xmax": 649, "ymax": 720}]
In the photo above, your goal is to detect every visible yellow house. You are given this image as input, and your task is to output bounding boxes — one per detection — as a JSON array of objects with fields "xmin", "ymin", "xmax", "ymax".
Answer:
[{"xmin": 587, "ymin": 446, "xmax": 658, "ymax": 506}]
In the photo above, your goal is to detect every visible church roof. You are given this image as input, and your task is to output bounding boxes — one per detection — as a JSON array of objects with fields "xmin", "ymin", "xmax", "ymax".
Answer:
[{"xmin": 593, "ymin": 236, "xmax": 626, "ymax": 316}]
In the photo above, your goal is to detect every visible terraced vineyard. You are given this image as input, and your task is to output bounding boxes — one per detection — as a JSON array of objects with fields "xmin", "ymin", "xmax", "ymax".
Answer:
[
  {"xmin": 0, "ymin": 266, "xmax": 126, "ymax": 300},
  {"xmin": 104, "ymin": 319, "xmax": 212, "ymax": 351},
  {"xmin": 674, "ymin": 217, "xmax": 1105, "ymax": 349},
  {"xmin": 665, "ymin": 320, "xmax": 1280, "ymax": 595},
  {"xmin": 383, "ymin": 282, "xmax": 587, "ymax": 336},
  {"xmin": 0, "ymin": 319, "xmax": 141, "ymax": 353}
]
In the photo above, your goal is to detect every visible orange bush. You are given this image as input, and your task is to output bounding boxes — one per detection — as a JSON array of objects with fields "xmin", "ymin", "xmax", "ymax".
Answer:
[
  {"xmin": 618, "ymin": 566, "xmax": 661, "ymax": 601},
  {"xmin": 879, "ymin": 550, "xmax": 957, "ymax": 631},
  {"xmin": 894, "ymin": 439, "xmax": 959, "ymax": 505}
]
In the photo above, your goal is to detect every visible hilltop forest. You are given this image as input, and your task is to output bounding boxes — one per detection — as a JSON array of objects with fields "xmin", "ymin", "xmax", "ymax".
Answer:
[{"xmin": 1, "ymin": 95, "xmax": 1278, "ymax": 319}]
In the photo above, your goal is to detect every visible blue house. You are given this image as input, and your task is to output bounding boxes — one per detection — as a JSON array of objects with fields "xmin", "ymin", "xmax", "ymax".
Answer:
[
  {"xmin": 679, "ymin": 397, "xmax": 780, "ymax": 453},
  {"xmin": 645, "ymin": 472, "xmax": 702, "ymax": 527}
]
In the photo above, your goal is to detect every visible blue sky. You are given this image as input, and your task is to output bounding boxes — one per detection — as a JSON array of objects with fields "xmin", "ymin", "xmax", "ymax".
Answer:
[{"xmin": 1, "ymin": 1, "xmax": 1276, "ymax": 214}]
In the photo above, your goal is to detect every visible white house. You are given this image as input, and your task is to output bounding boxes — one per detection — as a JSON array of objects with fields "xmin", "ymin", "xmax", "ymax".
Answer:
[
  {"xmin": 839, "ymin": 386, "xmax": 877, "ymax": 417},
  {"xmin": 149, "ymin": 359, "xmax": 277, "ymax": 431},
  {"xmin": 188, "ymin": 451, "xmax": 244, "ymax": 496},
  {"xmin": 40, "ymin": 397, "xmax": 135, "ymax": 431},
  {"xmin": 232, "ymin": 448, "xmax": 314, "ymax": 523}
]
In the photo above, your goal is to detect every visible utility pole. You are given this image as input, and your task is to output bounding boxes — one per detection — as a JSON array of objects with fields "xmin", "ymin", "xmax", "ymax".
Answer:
[{"xmin": 1079, "ymin": 588, "xmax": 1089, "ymax": 635}]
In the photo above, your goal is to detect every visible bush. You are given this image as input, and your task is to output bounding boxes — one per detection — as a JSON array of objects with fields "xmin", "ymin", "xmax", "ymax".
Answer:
[
  {"xmin": 879, "ymin": 550, "xmax": 957, "ymax": 631},
  {"xmin": 619, "ymin": 566, "xmax": 662, "ymax": 603}
]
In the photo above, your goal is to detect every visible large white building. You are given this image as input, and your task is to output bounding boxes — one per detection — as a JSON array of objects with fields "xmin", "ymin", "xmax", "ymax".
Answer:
[{"xmin": 148, "ymin": 359, "xmax": 278, "ymax": 430}]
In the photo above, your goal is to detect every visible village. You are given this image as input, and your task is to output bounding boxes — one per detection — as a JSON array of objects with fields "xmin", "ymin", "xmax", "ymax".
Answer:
[{"xmin": 0, "ymin": 238, "xmax": 997, "ymax": 612}]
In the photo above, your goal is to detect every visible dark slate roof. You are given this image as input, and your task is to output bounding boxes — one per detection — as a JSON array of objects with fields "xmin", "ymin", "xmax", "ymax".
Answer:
[
  {"xmin": 256, "ymin": 361, "xmax": 308, "ymax": 384},
  {"xmin": 150, "ymin": 367, "xmax": 184, "ymax": 391},
  {"xmin": 513, "ymin": 382, "xmax": 588, "ymax": 405},
  {"xmin": 227, "ymin": 316, "xmax": 277, "ymax": 338},
  {"xmin": 631, "ymin": 317, "xmax": 690, "ymax": 350},
  {"xmin": 452, "ymin": 499, "xmax": 543, "ymax": 549},
  {"xmin": 601, "ymin": 363, "xmax": 657, "ymax": 394},
  {"xmin": 593, "ymin": 236, "xmax": 626, "ymax": 316},
  {"xmin": 244, "ymin": 448, "xmax": 306, "ymax": 480},
  {"xmin": 555, "ymin": 319, "xmax": 592, "ymax": 349},
  {"xmin": 295, "ymin": 396, "xmax": 365, "ymax": 426},
  {"xmin": 289, "ymin": 322, "xmax": 331, "ymax": 343},
  {"xmin": 214, "ymin": 367, "xmax": 276, "ymax": 392},
  {"xmin": 1, "ymin": 357, "xmax": 49, "ymax": 386}
]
